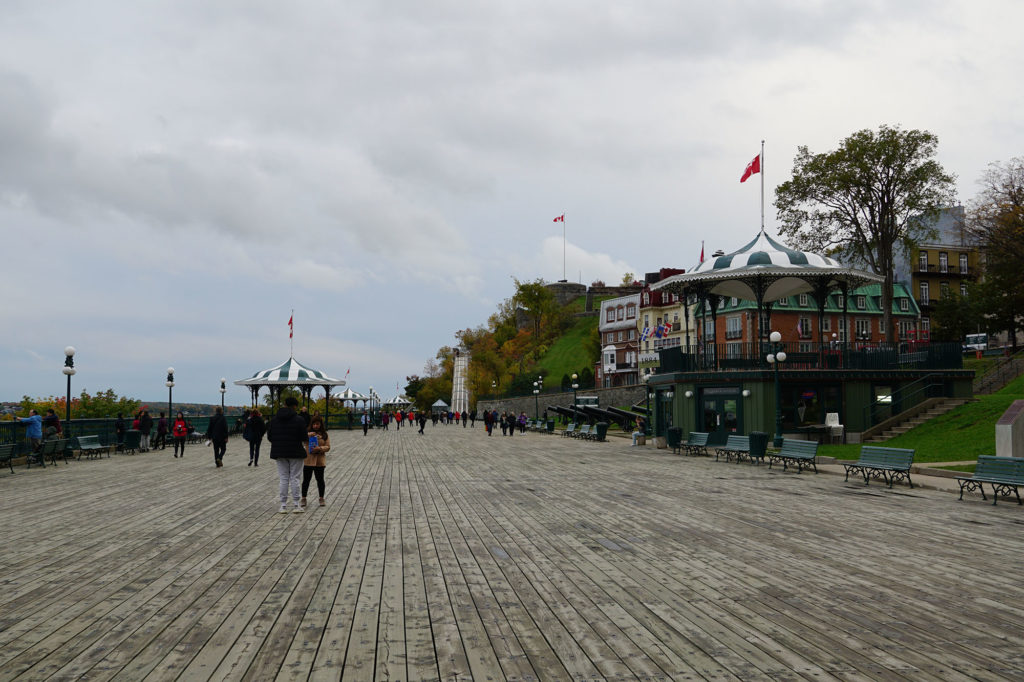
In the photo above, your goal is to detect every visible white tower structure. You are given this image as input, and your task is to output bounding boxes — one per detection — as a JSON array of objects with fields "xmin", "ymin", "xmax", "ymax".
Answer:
[{"xmin": 451, "ymin": 350, "xmax": 470, "ymax": 414}]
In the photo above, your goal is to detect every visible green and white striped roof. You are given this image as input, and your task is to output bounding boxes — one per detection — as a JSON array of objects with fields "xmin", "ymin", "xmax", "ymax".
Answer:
[
  {"xmin": 234, "ymin": 356, "xmax": 346, "ymax": 387},
  {"xmin": 653, "ymin": 230, "xmax": 882, "ymax": 302}
]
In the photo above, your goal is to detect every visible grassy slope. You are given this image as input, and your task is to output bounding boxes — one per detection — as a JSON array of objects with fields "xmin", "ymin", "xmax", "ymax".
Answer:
[
  {"xmin": 538, "ymin": 314, "xmax": 597, "ymax": 385},
  {"xmin": 820, "ymin": 371, "xmax": 1024, "ymax": 464}
]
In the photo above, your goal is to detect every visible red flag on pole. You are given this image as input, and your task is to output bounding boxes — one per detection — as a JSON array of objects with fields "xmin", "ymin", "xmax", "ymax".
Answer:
[
  {"xmin": 740, "ymin": 154, "xmax": 761, "ymax": 183},
  {"xmin": 700, "ymin": 240, "xmax": 705, "ymax": 263},
  {"xmin": 553, "ymin": 214, "xmax": 564, "ymax": 222},
  {"xmin": 288, "ymin": 315, "xmax": 293, "ymax": 339}
]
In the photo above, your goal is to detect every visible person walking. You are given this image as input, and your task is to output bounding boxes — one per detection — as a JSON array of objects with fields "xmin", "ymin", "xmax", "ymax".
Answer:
[
  {"xmin": 115, "ymin": 413, "xmax": 126, "ymax": 448},
  {"xmin": 171, "ymin": 411, "xmax": 188, "ymax": 457},
  {"xmin": 245, "ymin": 408, "xmax": 266, "ymax": 466},
  {"xmin": 206, "ymin": 407, "xmax": 229, "ymax": 467},
  {"xmin": 268, "ymin": 396, "xmax": 309, "ymax": 513},
  {"xmin": 139, "ymin": 409, "xmax": 153, "ymax": 452},
  {"xmin": 418, "ymin": 411, "xmax": 427, "ymax": 434},
  {"xmin": 361, "ymin": 412, "xmax": 369, "ymax": 436},
  {"xmin": 301, "ymin": 415, "xmax": 331, "ymax": 508},
  {"xmin": 155, "ymin": 412, "xmax": 168, "ymax": 450}
]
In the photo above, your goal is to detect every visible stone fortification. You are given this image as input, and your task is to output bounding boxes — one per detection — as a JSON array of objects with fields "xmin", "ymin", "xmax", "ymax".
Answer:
[{"xmin": 478, "ymin": 384, "xmax": 645, "ymax": 421}]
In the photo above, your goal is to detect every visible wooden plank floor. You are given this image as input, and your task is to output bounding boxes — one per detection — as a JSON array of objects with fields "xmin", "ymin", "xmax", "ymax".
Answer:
[{"xmin": 2, "ymin": 425, "xmax": 1024, "ymax": 681}]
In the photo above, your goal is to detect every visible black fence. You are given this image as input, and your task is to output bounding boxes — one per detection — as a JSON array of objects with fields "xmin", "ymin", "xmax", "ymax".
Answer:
[
  {"xmin": 0, "ymin": 416, "xmax": 246, "ymax": 455},
  {"xmin": 658, "ymin": 341, "xmax": 963, "ymax": 373}
]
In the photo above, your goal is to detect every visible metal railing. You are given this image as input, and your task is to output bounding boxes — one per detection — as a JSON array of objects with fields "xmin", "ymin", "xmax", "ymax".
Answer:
[{"xmin": 861, "ymin": 373, "xmax": 949, "ymax": 432}]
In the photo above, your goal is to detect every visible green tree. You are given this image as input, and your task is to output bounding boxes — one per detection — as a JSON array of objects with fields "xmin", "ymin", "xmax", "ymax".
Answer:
[
  {"xmin": 621, "ymin": 272, "xmax": 636, "ymax": 286},
  {"xmin": 967, "ymin": 158, "xmax": 1024, "ymax": 351},
  {"xmin": 404, "ymin": 375, "xmax": 425, "ymax": 402},
  {"xmin": 775, "ymin": 125, "xmax": 956, "ymax": 339},
  {"xmin": 930, "ymin": 290, "xmax": 981, "ymax": 342}
]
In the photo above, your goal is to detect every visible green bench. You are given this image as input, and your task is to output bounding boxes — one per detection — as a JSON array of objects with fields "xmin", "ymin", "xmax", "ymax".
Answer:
[
  {"xmin": 767, "ymin": 439, "xmax": 819, "ymax": 473},
  {"xmin": 562, "ymin": 423, "xmax": 576, "ymax": 438},
  {"xmin": 575, "ymin": 424, "xmax": 592, "ymax": 440},
  {"xmin": 680, "ymin": 432, "xmax": 709, "ymax": 456},
  {"xmin": 842, "ymin": 446, "xmax": 915, "ymax": 488},
  {"xmin": 39, "ymin": 438, "xmax": 70, "ymax": 466},
  {"xmin": 715, "ymin": 434, "xmax": 750, "ymax": 463},
  {"xmin": 956, "ymin": 456, "xmax": 1024, "ymax": 505},
  {"xmin": 75, "ymin": 435, "xmax": 112, "ymax": 460},
  {"xmin": 0, "ymin": 443, "xmax": 15, "ymax": 473},
  {"xmin": 120, "ymin": 430, "xmax": 142, "ymax": 454}
]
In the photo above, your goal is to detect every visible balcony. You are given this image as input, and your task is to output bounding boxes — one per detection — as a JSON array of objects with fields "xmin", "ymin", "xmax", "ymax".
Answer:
[
  {"xmin": 725, "ymin": 329, "xmax": 743, "ymax": 340},
  {"xmin": 917, "ymin": 264, "xmax": 974, "ymax": 278}
]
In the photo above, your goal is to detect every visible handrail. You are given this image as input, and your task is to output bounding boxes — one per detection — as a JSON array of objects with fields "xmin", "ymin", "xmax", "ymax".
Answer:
[
  {"xmin": 973, "ymin": 348, "xmax": 1024, "ymax": 394},
  {"xmin": 861, "ymin": 373, "xmax": 948, "ymax": 431}
]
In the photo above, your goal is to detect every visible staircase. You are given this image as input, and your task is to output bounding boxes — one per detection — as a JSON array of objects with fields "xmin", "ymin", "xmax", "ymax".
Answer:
[
  {"xmin": 973, "ymin": 352, "xmax": 1024, "ymax": 395},
  {"xmin": 863, "ymin": 398, "xmax": 968, "ymax": 443}
]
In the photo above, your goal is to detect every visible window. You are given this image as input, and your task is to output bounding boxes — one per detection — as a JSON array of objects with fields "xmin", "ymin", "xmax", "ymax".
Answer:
[
  {"xmin": 960, "ymin": 282, "xmax": 968, "ymax": 297},
  {"xmin": 617, "ymin": 331, "xmax": 624, "ymax": 342},
  {"xmin": 730, "ymin": 297, "xmax": 738, "ymax": 307},
  {"xmin": 726, "ymin": 316, "xmax": 742, "ymax": 339},
  {"xmin": 644, "ymin": 314, "xmax": 649, "ymax": 327},
  {"xmin": 899, "ymin": 298, "xmax": 909, "ymax": 311},
  {"xmin": 726, "ymin": 343, "xmax": 743, "ymax": 359},
  {"xmin": 798, "ymin": 317, "xmax": 812, "ymax": 338},
  {"xmin": 606, "ymin": 308, "xmax": 615, "ymax": 323},
  {"xmin": 940, "ymin": 281, "xmax": 949, "ymax": 297},
  {"xmin": 628, "ymin": 328, "xmax": 635, "ymax": 340},
  {"xmin": 856, "ymin": 295, "xmax": 866, "ymax": 310},
  {"xmin": 703, "ymin": 319, "xmax": 715, "ymax": 340},
  {"xmin": 822, "ymin": 317, "xmax": 831, "ymax": 332},
  {"xmin": 919, "ymin": 282, "xmax": 929, "ymax": 305},
  {"xmin": 798, "ymin": 293, "xmax": 808, "ymax": 307},
  {"xmin": 606, "ymin": 332, "xmax": 614, "ymax": 344},
  {"xmin": 616, "ymin": 306, "xmax": 624, "ymax": 321},
  {"xmin": 939, "ymin": 252, "xmax": 948, "ymax": 273},
  {"xmin": 642, "ymin": 292, "xmax": 650, "ymax": 305},
  {"xmin": 921, "ymin": 317, "xmax": 930, "ymax": 334},
  {"xmin": 899, "ymin": 320, "xmax": 913, "ymax": 339},
  {"xmin": 959, "ymin": 253, "xmax": 968, "ymax": 273},
  {"xmin": 777, "ymin": 298, "xmax": 787, "ymax": 307},
  {"xmin": 836, "ymin": 294, "xmax": 845, "ymax": 309},
  {"xmin": 918, "ymin": 251, "xmax": 928, "ymax": 271},
  {"xmin": 626, "ymin": 304, "xmax": 636, "ymax": 319},
  {"xmin": 878, "ymin": 318, "xmax": 885, "ymax": 336},
  {"xmin": 838, "ymin": 319, "xmax": 849, "ymax": 342},
  {"xmin": 856, "ymin": 318, "xmax": 870, "ymax": 339}
]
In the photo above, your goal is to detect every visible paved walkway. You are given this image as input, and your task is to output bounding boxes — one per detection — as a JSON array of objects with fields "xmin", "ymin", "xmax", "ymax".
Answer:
[{"xmin": 1, "ymin": 425, "xmax": 1023, "ymax": 680}]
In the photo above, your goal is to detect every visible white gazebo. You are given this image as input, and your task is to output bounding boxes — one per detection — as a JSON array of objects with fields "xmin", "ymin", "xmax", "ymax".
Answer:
[{"xmin": 234, "ymin": 356, "xmax": 346, "ymax": 423}]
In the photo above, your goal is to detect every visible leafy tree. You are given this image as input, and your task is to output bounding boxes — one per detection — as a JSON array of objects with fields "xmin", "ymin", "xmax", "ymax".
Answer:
[
  {"xmin": 578, "ymin": 366, "xmax": 595, "ymax": 389},
  {"xmin": 930, "ymin": 290, "xmax": 981, "ymax": 342},
  {"xmin": 775, "ymin": 125, "xmax": 956, "ymax": 339},
  {"xmin": 621, "ymin": 272, "xmax": 636, "ymax": 286},
  {"xmin": 561, "ymin": 373, "xmax": 571, "ymax": 391},
  {"xmin": 967, "ymin": 158, "xmax": 1024, "ymax": 350},
  {"xmin": 404, "ymin": 375, "xmax": 425, "ymax": 401},
  {"xmin": 15, "ymin": 389, "xmax": 141, "ymax": 419}
]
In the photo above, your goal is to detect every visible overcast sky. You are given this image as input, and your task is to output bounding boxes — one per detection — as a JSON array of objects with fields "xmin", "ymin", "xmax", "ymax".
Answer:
[{"xmin": 2, "ymin": 1, "xmax": 1022, "ymax": 406}]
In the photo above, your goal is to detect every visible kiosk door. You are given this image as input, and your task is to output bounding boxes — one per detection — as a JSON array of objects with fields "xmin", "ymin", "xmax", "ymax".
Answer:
[{"xmin": 700, "ymin": 389, "xmax": 740, "ymax": 445}]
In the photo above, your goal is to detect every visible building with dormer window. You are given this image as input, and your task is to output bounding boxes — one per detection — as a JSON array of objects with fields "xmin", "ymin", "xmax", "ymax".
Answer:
[{"xmin": 596, "ymin": 293, "xmax": 641, "ymax": 387}]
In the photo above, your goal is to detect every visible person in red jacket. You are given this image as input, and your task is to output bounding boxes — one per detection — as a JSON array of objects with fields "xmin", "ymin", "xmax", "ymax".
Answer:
[{"xmin": 171, "ymin": 412, "xmax": 189, "ymax": 458}]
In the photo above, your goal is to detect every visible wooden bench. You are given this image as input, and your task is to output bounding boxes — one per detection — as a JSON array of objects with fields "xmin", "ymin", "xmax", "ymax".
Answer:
[
  {"xmin": 715, "ymin": 434, "xmax": 750, "ymax": 463},
  {"xmin": 75, "ymin": 435, "xmax": 112, "ymax": 460},
  {"xmin": 680, "ymin": 431, "xmax": 709, "ymax": 456},
  {"xmin": 767, "ymin": 439, "xmax": 819, "ymax": 473},
  {"xmin": 956, "ymin": 456, "xmax": 1024, "ymax": 505},
  {"xmin": 562, "ymin": 423, "xmax": 576, "ymax": 438},
  {"xmin": 0, "ymin": 443, "xmax": 15, "ymax": 473},
  {"xmin": 842, "ymin": 445, "xmax": 915, "ymax": 488},
  {"xmin": 39, "ymin": 438, "xmax": 70, "ymax": 466}
]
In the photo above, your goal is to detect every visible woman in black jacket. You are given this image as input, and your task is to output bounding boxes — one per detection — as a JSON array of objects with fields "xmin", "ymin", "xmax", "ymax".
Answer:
[
  {"xmin": 244, "ymin": 409, "xmax": 266, "ymax": 466},
  {"xmin": 268, "ymin": 397, "xmax": 309, "ymax": 513},
  {"xmin": 206, "ymin": 407, "xmax": 229, "ymax": 467}
]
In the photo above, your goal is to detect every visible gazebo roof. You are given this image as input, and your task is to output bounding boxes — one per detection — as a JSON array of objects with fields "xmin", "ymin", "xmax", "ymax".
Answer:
[
  {"xmin": 382, "ymin": 395, "xmax": 411, "ymax": 406},
  {"xmin": 335, "ymin": 387, "xmax": 368, "ymax": 401},
  {"xmin": 234, "ymin": 356, "xmax": 346, "ymax": 388},
  {"xmin": 432, "ymin": 399, "xmax": 449, "ymax": 407},
  {"xmin": 653, "ymin": 230, "xmax": 882, "ymax": 302}
]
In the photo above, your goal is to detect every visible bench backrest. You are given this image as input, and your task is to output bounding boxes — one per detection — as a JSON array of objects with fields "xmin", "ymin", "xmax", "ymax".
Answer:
[
  {"xmin": 0, "ymin": 443, "xmax": 16, "ymax": 457},
  {"xmin": 77, "ymin": 435, "xmax": 101, "ymax": 446},
  {"xmin": 724, "ymin": 434, "xmax": 750, "ymax": 450},
  {"xmin": 578, "ymin": 424, "xmax": 591, "ymax": 435},
  {"xmin": 859, "ymin": 446, "xmax": 914, "ymax": 469},
  {"xmin": 565, "ymin": 423, "xmax": 576, "ymax": 433},
  {"xmin": 688, "ymin": 432, "xmax": 709, "ymax": 446},
  {"xmin": 779, "ymin": 439, "xmax": 819, "ymax": 458},
  {"xmin": 975, "ymin": 456, "xmax": 1024, "ymax": 481}
]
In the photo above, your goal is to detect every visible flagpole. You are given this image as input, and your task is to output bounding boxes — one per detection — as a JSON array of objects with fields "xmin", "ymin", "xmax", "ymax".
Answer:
[
  {"xmin": 290, "ymin": 308, "xmax": 294, "ymax": 357},
  {"xmin": 760, "ymin": 139, "xmax": 765, "ymax": 233},
  {"xmin": 562, "ymin": 212, "xmax": 566, "ymax": 281}
]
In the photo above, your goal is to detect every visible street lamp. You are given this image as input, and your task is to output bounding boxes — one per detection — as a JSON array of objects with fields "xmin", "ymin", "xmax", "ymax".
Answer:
[
  {"xmin": 766, "ymin": 331, "xmax": 787, "ymax": 447},
  {"xmin": 641, "ymin": 372, "xmax": 651, "ymax": 435},
  {"xmin": 219, "ymin": 378, "xmax": 227, "ymax": 412},
  {"xmin": 532, "ymin": 382, "xmax": 540, "ymax": 420},
  {"xmin": 571, "ymin": 373, "xmax": 579, "ymax": 424},
  {"xmin": 368, "ymin": 386, "xmax": 375, "ymax": 426},
  {"xmin": 166, "ymin": 367, "xmax": 175, "ymax": 420},
  {"xmin": 62, "ymin": 346, "xmax": 76, "ymax": 435}
]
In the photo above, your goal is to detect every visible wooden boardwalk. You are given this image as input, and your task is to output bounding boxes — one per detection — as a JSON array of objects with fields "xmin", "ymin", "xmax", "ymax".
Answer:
[{"xmin": 2, "ymin": 425, "xmax": 1023, "ymax": 681}]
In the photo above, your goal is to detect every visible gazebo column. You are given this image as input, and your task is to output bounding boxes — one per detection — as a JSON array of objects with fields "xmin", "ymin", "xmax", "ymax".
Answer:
[
  {"xmin": 841, "ymin": 281, "xmax": 850, "ymax": 367},
  {"xmin": 323, "ymin": 385, "xmax": 331, "ymax": 430},
  {"xmin": 812, "ymin": 281, "xmax": 832, "ymax": 368},
  {"xmin": 751, "ymin": 276, "xmax": 769, "ymax": 366},
  {"xmin": 709, "ymin": 295, "xmax": 722, "ymax": 371}
]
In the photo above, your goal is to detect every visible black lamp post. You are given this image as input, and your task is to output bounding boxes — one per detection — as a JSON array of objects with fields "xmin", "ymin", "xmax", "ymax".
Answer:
[
  {"xmin": 642, "ymin": 372, "xmax": 651, "ymax": 435},
  {"xmin": 766, "ymin": 331, "xmax": 787, "ymax": 447},
  {"xmin": 62, "ymin": 346, "xmax": 76, "ymax": 435},
  {"xmin": 166, "ymin": 367, "xmax": 175, "ymax": 420},
  {"xmin": 219, "ymin": 378, "xmax": 226, "ymax": 412},
  {"xmin": 532, "ymin": 380, "xmax": 540, "ymax": 420},
  {"xmin": 571, "ymin": 373, "xmax": 579, "ymax": 423}
]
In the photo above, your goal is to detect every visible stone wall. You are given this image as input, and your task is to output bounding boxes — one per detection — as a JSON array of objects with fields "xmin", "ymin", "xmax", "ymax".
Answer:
[{"xmin": 478, "ymin": 384, "xmax": 646, "ymax": 422}]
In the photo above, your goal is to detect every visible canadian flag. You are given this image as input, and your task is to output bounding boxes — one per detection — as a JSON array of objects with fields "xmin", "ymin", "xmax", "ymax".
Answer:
[
  {"xmin": 553, "ymin": 214, "xmax": 565, "ymax": 222},
  {"xmin": 740, "ymin": 154, "xmax": 761, "ymax": 183},
  {"xmin": 288, "ymin": 315, "xmax": 293, "ymax": 339}
]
